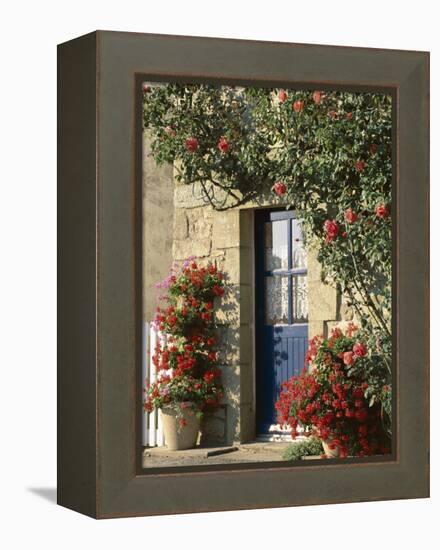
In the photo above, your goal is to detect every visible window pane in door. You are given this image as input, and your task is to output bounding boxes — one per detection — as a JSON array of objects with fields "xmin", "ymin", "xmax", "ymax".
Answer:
[
  {"xmin": 292, "ymin": 274, "xmax": 308, "ymax": 323},
  {"xmin": 291, "ymin": 219, "xmax": 307, "ymax": 269},
  {"xmin": 264, "ymin": 220, "xmax": 288, "ymax": 271},
  {"xmin": 265, "ymin": 276, "xmax": 289, "ymax": 325}
]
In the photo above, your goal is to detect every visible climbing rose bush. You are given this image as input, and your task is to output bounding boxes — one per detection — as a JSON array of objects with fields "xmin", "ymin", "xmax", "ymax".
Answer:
[
  {"xmin": 143, "ymin": 260, "xmax": 226, "ymax": 424},
  {"xmin": 275, "ymin": 324, "xmax": 391, "ymax": 458}
]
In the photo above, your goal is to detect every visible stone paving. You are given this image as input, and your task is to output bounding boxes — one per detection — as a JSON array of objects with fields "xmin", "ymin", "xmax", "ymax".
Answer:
[{"xmin": 142, "ymin": 441, "xmax": 295, "ymax": 468}]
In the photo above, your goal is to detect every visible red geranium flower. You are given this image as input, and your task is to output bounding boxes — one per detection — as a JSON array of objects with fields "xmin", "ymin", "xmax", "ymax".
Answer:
[{"xmin": 212, "ymin": 285, "xmax": 224, "ymax": 296}]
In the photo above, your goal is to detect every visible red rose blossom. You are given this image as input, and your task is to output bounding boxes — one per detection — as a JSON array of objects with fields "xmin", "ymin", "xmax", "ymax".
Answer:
[
  {"xmin": 312, "ymin": 91, "xmax": 322, "ymax": 104},
  {"xmin": 278, "ymin": 89, "xmax": 288, "ymax": 102},
  {"xmin": 324, "ymin": 219, "xmax": 339, "ymax": 242},
  {"xmin": 273, "ymin": 181, "xmax": 287, "ymax": 196},
  {"xmin": 343, "ymin": 351, "xmax": 355, "ymax": 366},
  {"xmin": 293, "ymin": 100, "xmax": 304, "ymax": 113},
  {"xmin": 185, "ymin": 137, "xmax": 199, "ymax": 153},
  {"xmin": 217, "ymin": 136, "xmax": 230, "ymax": 154},
  {"xmin": 355, "ymin": 159, "xmax": 365, "ymax": 172},
  {"xmin": 353, "ymin": 342, "xmax": 367, "ymax": 357},
  {"xmin": 344, "ymin": 208, "xmax": 358, "ymax": 223},
  {"xmin": 375, "ymin": 204, "xmax": 389, "ymax": 219}
]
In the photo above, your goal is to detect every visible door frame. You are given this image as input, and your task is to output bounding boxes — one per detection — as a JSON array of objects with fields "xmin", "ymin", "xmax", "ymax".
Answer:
[{"xmin": 254, "ymin": 208, "xmax": 308, "ymax": 436}]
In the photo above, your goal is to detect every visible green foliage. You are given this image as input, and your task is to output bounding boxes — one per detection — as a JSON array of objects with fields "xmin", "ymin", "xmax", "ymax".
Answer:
[{"xmin": 282, "ymin": 436, "xmax": 324, "ymax": 461}]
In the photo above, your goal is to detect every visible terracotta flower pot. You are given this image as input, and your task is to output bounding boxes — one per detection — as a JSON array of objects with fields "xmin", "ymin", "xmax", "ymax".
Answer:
[{"xmin": 161, "ymin": 404, "xmax": 200, "ymax": 451}]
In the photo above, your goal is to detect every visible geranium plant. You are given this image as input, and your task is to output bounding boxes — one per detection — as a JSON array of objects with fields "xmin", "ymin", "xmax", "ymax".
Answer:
[
  {"xmin": 275, "ymin": 324, "xmax": 391, "ymax": 457},
  {"xmin": 143, "ymin": 259, "xmax": 226, "ymax": 427}
]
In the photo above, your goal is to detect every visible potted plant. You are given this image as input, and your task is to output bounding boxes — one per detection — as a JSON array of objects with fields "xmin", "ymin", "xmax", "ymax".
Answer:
[
  {"xmin": 275, "ymin": 324, "xmax": 391, "ymax": 458},
  {"xmin": 143, "ymin": 259, "xmax": 226, "ymax": 450}
]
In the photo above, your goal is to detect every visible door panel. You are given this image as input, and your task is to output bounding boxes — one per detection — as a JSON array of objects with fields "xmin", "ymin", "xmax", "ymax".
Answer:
[{"xmin": 255, "ymin": 209, "xmax": 309, "ymax": 434}]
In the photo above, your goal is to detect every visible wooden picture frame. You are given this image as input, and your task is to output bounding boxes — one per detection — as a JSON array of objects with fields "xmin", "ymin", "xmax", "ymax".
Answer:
[{"xmin": 57, "ymin": 31, "xmax": 429, "ymax": 518}]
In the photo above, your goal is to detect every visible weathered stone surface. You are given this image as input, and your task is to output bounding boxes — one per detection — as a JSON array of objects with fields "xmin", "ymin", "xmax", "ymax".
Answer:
[
  {"xmin": 217, "ymin": 326, "xmax": 240, "ymax": 364},
  {"xmin": 212, "ymin": 210, "xmax": 240, "ymax": 249},
  {"xmin": 239, "ymin": 403, "xmax": 256, "ymax": 443},
  {"xmin": 239, "ymin": 362, "xmax": 254, "ymax": 405},
  {"xmin": 308, "ymin": 321, "xmax": 324, "ymax": 339},
  {"xmin": 239, "ymin": 285, "xmax": 253, "ymax": 325},
  {"xmin": 240, "ymin": 209, "xmax": 254, "ymax": 247},
  {"xmin": 221, "ymin": 247, "xmax": 241, "ymax": 284},
  {"xmin": 174, "ymin": 183, "xmax": 208, "ymax": 209},
  {"xmin": 239, "ymin": 325, "xmax": 253, "ymax": 364},
  {"xmin": 187, "ymin": 207, "xmax": 213, "ymax": 240},
  {"xmin": 143, "ymin": 133, "xmax": 174, "ymax": 322},
  {"xmin": 214, "ymin": 285, "xmax": 240, "ymax": 327},
  {"xmin": 173, "ymin": 209, "xmax": 188, "ymax": 240},
  {"xmin": 340, "ymin": 301, "xmax": 354, "ymax": 321},
  {"xmin": 173, "ymin": 238, "xmax": 211, "ymax": 260},
  {"xmin": 200, "ymin": 405, "xmax": 227, "ymax": 446},
  {"xmin": 307, "ymin": 247, "xmax": 323, "ymax": 282},
  {"xmin": 239, "ymin": 246, "xmax": 254, "ymax": 286},
  {"xmin": 308, "ymin": 280, "xmax": 338, "ymax": 321}
]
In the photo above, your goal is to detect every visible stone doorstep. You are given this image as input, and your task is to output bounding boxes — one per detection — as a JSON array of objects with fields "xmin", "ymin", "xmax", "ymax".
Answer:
[{"xmin": 143, "ymin": 445, "xmax": 239, "ymax": 459}]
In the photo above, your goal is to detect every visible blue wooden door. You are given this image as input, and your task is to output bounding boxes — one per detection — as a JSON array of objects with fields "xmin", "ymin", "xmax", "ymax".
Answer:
[{"xmin": 255, "ymin": 209, "xmax": 309, "ymax": 434}]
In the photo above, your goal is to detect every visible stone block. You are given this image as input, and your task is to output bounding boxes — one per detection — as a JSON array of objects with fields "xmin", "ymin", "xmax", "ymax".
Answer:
[
  {"xmin": 307, "ymin": 247, "xmax": 323, "ymax": 282},
  {"xmin": 239, "ymin": 325, "xmax": 253, "ymax": 364},
  {"xmin": 200, "ymin": 405, "xmax": 227, "ymax": 446},
  {"xmin": 239, "ymin": 403, "xmax": 256, "ymax": 443},
  {"xmin": 239, "ymin": 209, "xmax": 254, "ymax": 248},
  {"xmin": 239, "ymin": 285, "xmax": 253, "ymax": 325},
  {"xmin": 239, "ymin": 362, "xmax": 254, "ymax": 405},
  {"xmin": 187, "ymin": 207, "xmax": 213, "ymax": 241},
  {"xmin": 217, "ymin": 327, "xmax": 240, "ymax": 364},
  {"xmin": 239, "ymin": 246, "xmax": 254, "ymax": 286},
  {"xmin": 173, "ymin": 209, "xmax": 188, "ymax": 240},
  {"xmin": 221, "ymin": 247, "xmax": 241, "ymax": 284},
  {"xmin": 173, "ymin": 238, "xmax": 211, "ymax": 260},
  {"xmin": 308, "ymin": 321, "xmax": 324, "ymax": 340},
  {"xmin": 308, "ymin": 280, "xmax": 338, "ymax": 321},
  {"xmin": 214, "ymin": 285, "xmax": 240, "ymax": 327},
  {"xmin": 212, "ymin": 210, "xmax": 240, "ymax": 249}
]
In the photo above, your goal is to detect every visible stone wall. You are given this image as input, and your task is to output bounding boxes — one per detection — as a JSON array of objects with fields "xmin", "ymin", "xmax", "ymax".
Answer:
[
  {"xmin": 142, "ymin": 134, "xmax": 175, "ymax": 322},
  {"xmin": 143, "ymin": 134, "xmax": 355, "ymax": 446}
]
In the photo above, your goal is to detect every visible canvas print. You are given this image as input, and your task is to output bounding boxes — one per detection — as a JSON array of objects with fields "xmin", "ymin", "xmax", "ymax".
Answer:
[{"xmin": 141, "ymin": 82, "xmax": 392, "ymax": 469}]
